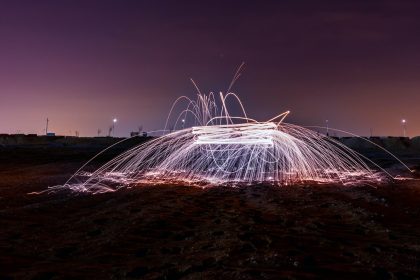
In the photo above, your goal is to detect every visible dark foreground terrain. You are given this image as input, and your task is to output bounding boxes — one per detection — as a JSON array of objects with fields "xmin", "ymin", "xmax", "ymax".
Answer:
[{"xmin": 1, "ymin": 146, "xmax": 420, "ymax": 279}]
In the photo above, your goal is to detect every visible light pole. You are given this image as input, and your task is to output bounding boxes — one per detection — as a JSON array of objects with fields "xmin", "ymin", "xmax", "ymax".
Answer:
[
  {"xmin": 401, "ymin": 119, "xmax": 407, "ymax": 137},
  {"xmin": 325, "ymin": 119, "xmax": 329, "ymax": 136},
  {"xmin": 182, "ymin": 119, "xmax": 185, "ymax": 129},
  {"xmin": 113, "ymin": 118, "xmax": 117, "ymax": 137},
  {"xmin": 45, "ymin": 118, "xmax": 49, "ymax": 135}
]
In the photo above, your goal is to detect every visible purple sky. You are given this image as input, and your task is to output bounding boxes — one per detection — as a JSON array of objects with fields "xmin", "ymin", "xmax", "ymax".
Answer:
[{"xmin": 1, "ymin": 0, "xmax": 420, "ymax": 137}]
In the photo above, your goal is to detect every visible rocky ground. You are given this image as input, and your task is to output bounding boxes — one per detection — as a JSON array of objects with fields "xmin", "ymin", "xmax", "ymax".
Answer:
[{"xmin": 0, "ymin": 147, "xmax": 420, "ymax": 279}]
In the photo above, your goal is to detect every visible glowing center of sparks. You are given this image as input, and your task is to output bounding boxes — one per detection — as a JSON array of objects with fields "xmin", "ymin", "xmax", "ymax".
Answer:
[{"xmin": 192, "ymin": 122, "xmax": 276, "ymax": 145}]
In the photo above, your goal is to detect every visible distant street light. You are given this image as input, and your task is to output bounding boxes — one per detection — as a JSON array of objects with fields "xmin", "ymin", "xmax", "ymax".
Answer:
[
  {"xmin": 113, "ymin": 118, "xmax": 117, "ymax": 137},
  {"xmin": 401, "ymin": 119, "xmax": 407, "ymax": 137},
  {"xmin": 182, "ymin": 119, "xmax": 185, "ymax": 129}
]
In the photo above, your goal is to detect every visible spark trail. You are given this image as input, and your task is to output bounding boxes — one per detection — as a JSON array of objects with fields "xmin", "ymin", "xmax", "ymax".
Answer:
[{"xmin": 50, "ymin": 91, "xmax": 403, "ymax": 194}]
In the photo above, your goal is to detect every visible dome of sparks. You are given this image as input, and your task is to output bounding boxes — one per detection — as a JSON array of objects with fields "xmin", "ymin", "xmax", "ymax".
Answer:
[{"xmin": 50, "ymin": 91, "xmax": 400, "ymax": 194}]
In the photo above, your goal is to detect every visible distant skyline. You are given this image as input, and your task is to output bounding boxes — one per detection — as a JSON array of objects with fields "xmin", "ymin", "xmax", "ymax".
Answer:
[{"xmin": 1, "ymin": 0, "xmax": 420, "ymax": 137}]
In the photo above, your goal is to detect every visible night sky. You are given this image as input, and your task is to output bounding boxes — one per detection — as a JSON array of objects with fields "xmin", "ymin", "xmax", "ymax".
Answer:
[{"xmin": 1, "ymin": 0, "xmax": 420, "ymax": 137}]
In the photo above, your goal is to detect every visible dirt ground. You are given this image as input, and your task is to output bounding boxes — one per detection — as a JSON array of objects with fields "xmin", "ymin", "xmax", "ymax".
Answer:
[{"xmin": 1, "ymin": 147, "xmax": 420, "ymax": 279}]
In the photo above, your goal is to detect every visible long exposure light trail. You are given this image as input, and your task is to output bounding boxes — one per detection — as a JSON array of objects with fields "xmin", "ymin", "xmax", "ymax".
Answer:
[{"xmin": 41, "ymin": 87, "xmax": 413, "ymax": 195}]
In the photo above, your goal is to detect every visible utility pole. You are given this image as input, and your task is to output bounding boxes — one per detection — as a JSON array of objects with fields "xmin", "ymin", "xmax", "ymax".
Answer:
[
  {"xmin": 401, "ymin": 119, "xmax": 407, "ymax": 137},
  {"xmin": 325, "ymin": 119, "xmax": 329, "ymax": 136},
  {"xmin": 45, "ymin": 118, "xmax": 49, "ymax": 135},
  {"xmin": 112, "ymin": 118, "xmax": 117, "ymax": 137}
]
